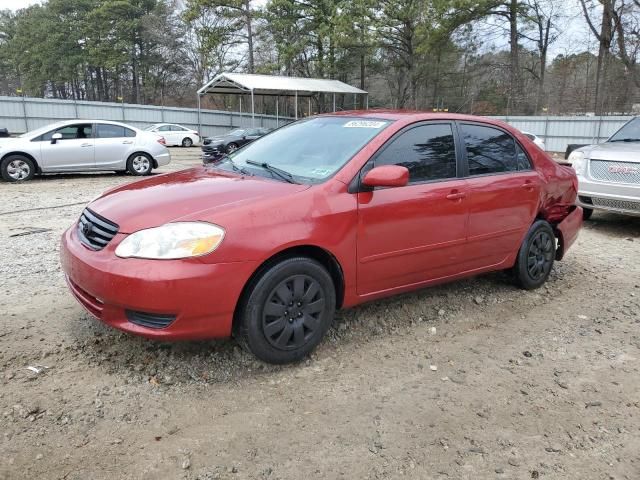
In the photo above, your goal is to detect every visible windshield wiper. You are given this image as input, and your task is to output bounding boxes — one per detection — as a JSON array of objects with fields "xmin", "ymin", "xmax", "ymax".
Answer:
[
  {"xmin": 215, "ymin": 155, "xmax": 252, "ymax": 176},
  {"xmin": 609, "ymin": 138, "xmax": 640, "ymax": 142},
  {"xmin": 245, "ymin": 159, "xmax": 297, "ymax": 184}
]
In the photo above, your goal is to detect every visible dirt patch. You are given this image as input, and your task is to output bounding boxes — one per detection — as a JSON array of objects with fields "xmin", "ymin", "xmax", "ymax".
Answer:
[{"xmin": 1, "ymin": 149, "xmax": 639, "ymax": 479}]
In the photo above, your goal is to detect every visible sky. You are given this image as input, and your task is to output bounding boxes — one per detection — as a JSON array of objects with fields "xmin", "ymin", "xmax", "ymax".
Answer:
[{"xmin": 0, "ymin": 0, "xmax": 40, "ymax": 10}]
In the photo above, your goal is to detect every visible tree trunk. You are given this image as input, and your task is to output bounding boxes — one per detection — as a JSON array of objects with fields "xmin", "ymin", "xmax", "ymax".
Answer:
[
  {"xmin": 509, "ymin": 0, "xmax": 521, "ymax": 113},
  {"xmin": 245, "ymin": 0, "xmax": 255, "ymax": 74},
  {"xmin": 593, "ymin": 0, "xmax": 613, "ymax": 114}
]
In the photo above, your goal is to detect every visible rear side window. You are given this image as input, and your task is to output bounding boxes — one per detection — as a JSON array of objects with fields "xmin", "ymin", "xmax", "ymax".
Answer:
[
  {"xmin": 374, "ymin": 123, "xmax": 457, "ymax": 183},
  {"xmin": 516, "ymin": 144, "xmax": 532, "ymax": 170},
  {"xmin": 97, "ymin": 124, "xmax": 126, "ymax": 138},
  {"xmin": 461, "ymin": 124, "xmax": 517, "ymax": 175}
]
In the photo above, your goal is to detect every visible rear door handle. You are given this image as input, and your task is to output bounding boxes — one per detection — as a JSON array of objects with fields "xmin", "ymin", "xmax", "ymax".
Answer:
[
  {"xmin": 81, "ymin": 143, "xmax": 92, "ymax": 147},
  {"xmin": 446, "ymin": 192, "xmax": 466, "ymax": 201},
  {"xmin": 522, "ymin": 181, "xmax": 535, "ymax": 189},
  {"xmin": 122, "ymin": 140, "xmax": 133, "ymax": 144}
]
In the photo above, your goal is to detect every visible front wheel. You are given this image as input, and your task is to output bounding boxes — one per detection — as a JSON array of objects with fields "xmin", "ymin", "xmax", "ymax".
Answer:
[
  {"xmin": 235, "ymin": 257, "xmax": 336, "ymax": 364},
  {"xmin": 226, "ymin": 143, "xmax": 239, "ymax": 154},
  {"xmin": 513, "ymin": 220, "xmax": 556, "ymax": 290},
  {"xmin": 1, "ymin": 155, "xmax": 36, "ymax": 182},
  {"xmin": 126, "ymin": 153, "xmax": 153, "ymax": 176},
  {"xmin": 182, "ymin": 137, "xmax": 193, "ymax": 147},
  {"xmin": 582, "ymin": 208, "xmax": 593, "ymax": 220}
]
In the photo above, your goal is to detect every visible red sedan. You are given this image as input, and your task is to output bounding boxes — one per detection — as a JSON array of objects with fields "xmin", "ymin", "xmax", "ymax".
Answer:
[{"xmin": 60, "ymin": 112, "xmax": 582, "ymax": 364}]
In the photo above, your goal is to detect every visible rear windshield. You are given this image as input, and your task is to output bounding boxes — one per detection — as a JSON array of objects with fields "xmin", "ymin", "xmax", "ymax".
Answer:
[{"xmin": 216, "ymin": 117, "xmax": 391, "ymax": 184}]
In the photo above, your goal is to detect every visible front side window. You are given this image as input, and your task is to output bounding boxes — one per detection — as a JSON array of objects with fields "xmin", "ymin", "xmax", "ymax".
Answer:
[
  {"xmin": 461, "ymin": 124, "xmax": 517, "ymax": 175},
  {"xmin": 374, "ymin": 123, "xmax": 457, "ymax": 183},
  {"xmin": 516, "ymin": 144, "xmax": 532, "ymax": 170},
  {"xmin": 40, "ymin": 123, "xmax": 93, "ymax": 141},
  {"xmin": 216, "ymin": 117, "xmax": 391, "ymax": 184},
  {"xmin": 96, "ymin": 124, "xmax": 126, "ymax": 138},
  {"xmin": 158, "ymin": 125, "xmax": 172, "ymax": 132}
]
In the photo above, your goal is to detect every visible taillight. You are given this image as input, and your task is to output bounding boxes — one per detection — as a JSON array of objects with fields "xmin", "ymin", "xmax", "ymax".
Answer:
[{"xmin": 158, "ymin": 137, "xmax": 166, "ymax": 145}]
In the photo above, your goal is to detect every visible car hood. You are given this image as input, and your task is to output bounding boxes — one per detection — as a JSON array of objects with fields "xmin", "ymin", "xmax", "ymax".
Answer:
[
  {"xmin": 580, "ymin": 142, "xmax": 640, "ymax": 162},
  {"xmin": 88, "ymin": 167, "xmax": 310, "ymax": 233}
]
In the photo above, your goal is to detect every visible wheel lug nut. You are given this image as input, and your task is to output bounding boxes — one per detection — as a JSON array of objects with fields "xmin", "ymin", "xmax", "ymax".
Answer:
[
  {"xmin": 289, "ymin": 318, "xmax": 293, "ymax": 323},
  {"xmin": 298, "ymin": 312, "xmax": 302, "ymax": 317},
  {"xmin": 297, "ymin": 302, "xmax": 302, "ymax": 307},
  {"xmin": 284, "ymin": 311, "xmax": 288, "ymax": 315}
]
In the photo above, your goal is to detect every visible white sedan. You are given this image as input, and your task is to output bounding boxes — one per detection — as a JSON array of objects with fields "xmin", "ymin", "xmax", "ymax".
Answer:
[
  {"xmin": 144, "ymin": 123, "xmax": 200, "ymax": 147},
  {"xmin": 0, "ymin": 120, "xmax": 171, "ymax": 182},
  {"xmin": 522, "ymin": 131, "xmax": 546, "ymax": 150}
]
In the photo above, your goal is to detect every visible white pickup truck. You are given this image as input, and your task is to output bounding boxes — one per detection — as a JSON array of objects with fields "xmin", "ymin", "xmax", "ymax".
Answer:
[{"xmin": 569, "ymin": 117, "xmax": 640, "ymax": 219}]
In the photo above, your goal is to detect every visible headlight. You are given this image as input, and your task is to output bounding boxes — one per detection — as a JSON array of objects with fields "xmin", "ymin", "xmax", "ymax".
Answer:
[
  {"xmin": 568, "ymin": 150, "xmax": 586, "ymax": 175},
  {"xmin": 115, "ymin": 222, "xmax": 225, "ymax": 259}
]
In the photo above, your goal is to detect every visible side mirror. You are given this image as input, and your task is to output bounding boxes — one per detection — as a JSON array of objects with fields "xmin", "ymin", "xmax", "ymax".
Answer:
[
  {"xmin": 362, "ymin": 165, "xmax": 409, "ymax": 189},
  {"xmin": 51, "ymin": 132, "xmax": 62, "ymax": 144}
]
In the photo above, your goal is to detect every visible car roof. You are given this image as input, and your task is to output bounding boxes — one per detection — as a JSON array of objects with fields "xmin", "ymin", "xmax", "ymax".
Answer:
[{"xmin": 319, "ymin": 110, "xmax": 523, "ymax": 133}]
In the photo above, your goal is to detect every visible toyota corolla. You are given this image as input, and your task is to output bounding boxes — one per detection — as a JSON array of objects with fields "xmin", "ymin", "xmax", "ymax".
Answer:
[{"xmin": 60, "ymin": 112, "xmax": 582, "ymax": 364}]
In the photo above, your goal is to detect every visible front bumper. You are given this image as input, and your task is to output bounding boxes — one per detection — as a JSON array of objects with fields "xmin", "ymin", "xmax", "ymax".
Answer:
[
  {"xmin": 576, "ymin": 175, "xmax": 640, "ymax": 216},
  {"xmin": 60, "ymin": 225, "xmax": 258, "ymax": 340},
  {"xmin": 201, "ymin": 146, "xmax": 225, "ymax": 165}
]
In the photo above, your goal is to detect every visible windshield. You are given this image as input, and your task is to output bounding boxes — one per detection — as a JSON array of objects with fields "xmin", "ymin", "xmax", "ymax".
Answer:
[
  {"xmin": 215, "ymin": 117, "xmax": 392, "ymax": 184},
  {"xmin": 609, "ymin": 117, "xmax": 640, "ymax": 142},
  {"xmin": 18, "ymin": 122, "xmax": 66, "ymax": 138}
]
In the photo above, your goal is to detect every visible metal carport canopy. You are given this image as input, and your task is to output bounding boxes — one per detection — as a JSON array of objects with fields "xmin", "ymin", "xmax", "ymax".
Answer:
[{"xmin": 197, "ymin": 72, "xmax": 367, "ymax": 97}]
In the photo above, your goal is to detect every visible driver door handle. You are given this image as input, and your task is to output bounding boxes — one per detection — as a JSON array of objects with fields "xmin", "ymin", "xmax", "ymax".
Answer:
[
  {"xmin": 122, "ymin": 140, "xmax": 133, "ymax": 144},
  {"xmin": 80, "ymin": 143, "xmax": 92, "ymax": 147},
  {"xmin": 446, "ymin": 191, "xmax": 466, "ymax": 201}
]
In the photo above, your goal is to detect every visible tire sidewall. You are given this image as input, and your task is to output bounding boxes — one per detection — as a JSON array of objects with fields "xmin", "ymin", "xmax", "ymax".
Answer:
[
  {"xmin": 1, "ymin": 155, "xmax": 36, "ymax": 182},
  {"xmin": 126, "ymin": 153, "xmax": 153, "ymax": 176},
  {"xmin": 515, "ymin": 220, "xmax": 556, "ymax": 290},
  {"xmin": 182, "ymin": 137, "xmax": 193, "ymax": 147},
  {"xmin": 239, "ymin": 258, "xmax": 336, "ymax": 364},
  {"xmin": 582, "ymin": 208, "xmax": 593, "ymax": 221}
]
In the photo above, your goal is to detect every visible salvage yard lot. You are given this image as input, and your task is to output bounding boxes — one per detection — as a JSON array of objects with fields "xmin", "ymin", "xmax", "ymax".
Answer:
[{"xmin": 1, "ymin": 148, "xmax": 639, "ymax": 479}]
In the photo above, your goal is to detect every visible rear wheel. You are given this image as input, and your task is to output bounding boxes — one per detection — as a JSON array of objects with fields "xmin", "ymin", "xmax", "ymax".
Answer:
[
  {"xmin": 226, "ymin": 142, "xmax": 239, "ymax": 153},
  {"xmin": 1, "ymin": 155, "xmax": 36, "ymax": 182},
  {"xmin": 235, "ymin": 257, "xmax": 336, "ymax": 364},
  {"xmin": 513, "ymin": 220, "xmax": 556, "ymax": 290},
  {"xmin": 582, "ymin": 208, "xmax": 593, "ymax": 220},
  {"xmin": 181, "ymin": 137, "xmax": 193, "ymax": 147},
  {"xmin": 126, "ymin": 153, "xmax": 153, "ymax": 176}
]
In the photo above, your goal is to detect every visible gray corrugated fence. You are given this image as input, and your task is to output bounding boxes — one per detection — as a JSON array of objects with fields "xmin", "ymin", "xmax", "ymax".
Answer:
[
  {"xmin": 490, "ymin": 115, "xmax": 632, "ymax": 153},
  {"xmin": 0, "ymin": 96, "xmax": 633, "ymax": 152},
  {"xmin": 0, "ymin": 96, "xmax": 293, "ymax": 138}
]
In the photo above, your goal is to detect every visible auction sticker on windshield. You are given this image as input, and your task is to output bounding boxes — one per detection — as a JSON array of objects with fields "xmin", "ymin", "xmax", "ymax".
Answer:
[{"xmin": 343, "ymin": 120, "xmax": 387, "ymax": 128}]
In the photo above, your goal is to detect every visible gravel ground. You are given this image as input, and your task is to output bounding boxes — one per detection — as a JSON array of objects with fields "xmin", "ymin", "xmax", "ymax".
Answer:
[{"xmin": 0, "ymin": 148, "xmax": 639, "ymax": 480}]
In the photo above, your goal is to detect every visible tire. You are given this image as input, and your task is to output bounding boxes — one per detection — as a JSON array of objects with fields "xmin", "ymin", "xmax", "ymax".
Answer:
[
  {"xmin": 235, "ymin": 257, "xmax": 336, "ymax": 364},
  {"xmin": 126, "ymin": 153, "xmax": 153, "ymax": 176},
  {"xmin": 1, "ymin": 155, "xmax": 36, "ymax": 182},
  {"xmin": 513, "ymin": 220, "xmax": 556, "ymax": 290},
  {"xmin": 181, "ymin": 137, "xmax": 193, "ymax": 148},
  {"xmin": 226, "ymin": 142, "xmax": 239, "ymax": 154},
  {"xmin": 582, "ymin": 208, "xmax": 593, "ymax": 220}
]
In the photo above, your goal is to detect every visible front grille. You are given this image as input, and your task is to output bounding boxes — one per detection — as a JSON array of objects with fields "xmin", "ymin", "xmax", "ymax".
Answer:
[
  {"xmin": 77, "ymin": 208, "xmax": 119, "ymax": 250},
  {"xmin": 590, "ymin": 160, "xmax": 640, "ymax": 184},
  {"xmin": 125, "ymin": 310, "xmax": 176, "ymax": 329},
  {"xmin": 591, "ymin": 197, "xmax": 640, "ymax": 213}
]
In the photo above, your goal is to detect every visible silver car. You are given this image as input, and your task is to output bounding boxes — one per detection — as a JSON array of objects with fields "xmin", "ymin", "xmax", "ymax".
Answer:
[
  {"xmin": 570, "ymin": 116, "xmax": 640, "ymax": 219},
  {"xmin": 0, "ymin": 120, "xmax": 171, "ymax": 182}
]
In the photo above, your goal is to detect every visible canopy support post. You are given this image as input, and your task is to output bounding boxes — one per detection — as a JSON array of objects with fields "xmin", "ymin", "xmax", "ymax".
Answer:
[
  {"xmin": 239, "ymin": 95, "xmax": 242, "ymax": 125},
  {"xmin": 276, "ymin": 96, "xmax": 279, "ymax": 127},
  {"xmin": 251, "ymin": 89, "xmax": 255, "ymax": 126},
  {"xmin": 365, "ymin": 93, "xmax": 369, "ymax": 110},
  {"xmin": 197, "ymin": 93, "xmax": 202, "ymax": 136},
  {"xmin": 353, "ymin": 93, "xmax": 356, "ymax": 109},
  {"xmin": 295, "ymin": 91, "xmax": 298, "ymax": 119},
  {"xmin": 308, "ymin": 97, "xmax": 311, "ymax": 117},
  {"xmin": 333, "ymin": 93, "xmax": 336, "ymax": 112}
]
